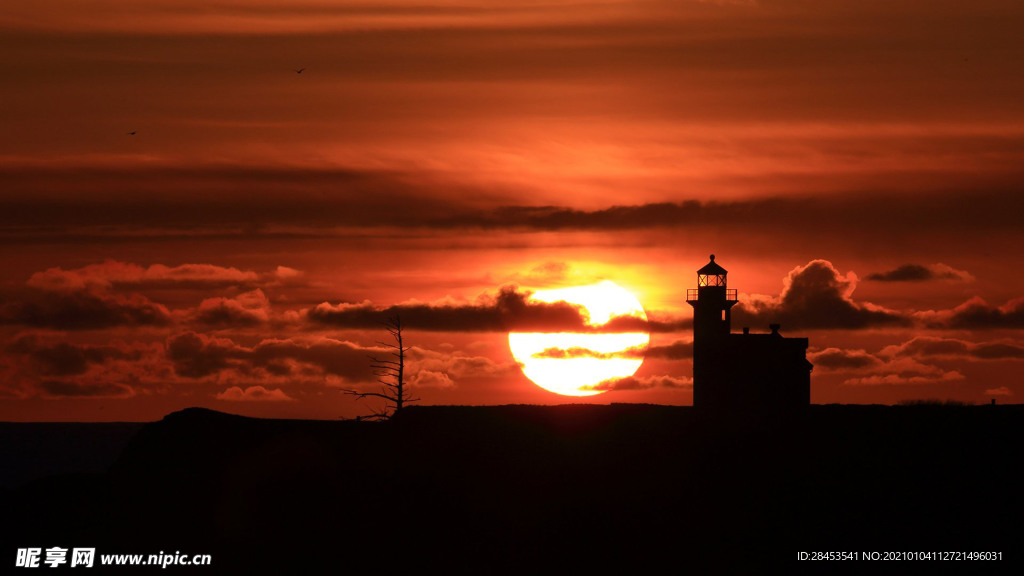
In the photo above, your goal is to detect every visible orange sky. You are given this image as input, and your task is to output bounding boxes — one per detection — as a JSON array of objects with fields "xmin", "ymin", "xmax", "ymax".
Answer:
[{"xmin": 1, "ymin": 0, "xmax": 1022, "ymax": 420}]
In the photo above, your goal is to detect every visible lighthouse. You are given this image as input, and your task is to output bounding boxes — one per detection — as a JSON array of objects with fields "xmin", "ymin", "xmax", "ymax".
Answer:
[{"xmin": 686, "ymin": 255, "xmax": 812, "ymax": 411}]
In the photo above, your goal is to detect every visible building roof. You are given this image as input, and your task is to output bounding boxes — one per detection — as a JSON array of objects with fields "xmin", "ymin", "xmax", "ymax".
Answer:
[{"xmin": 697, "ymin": 254, "xmax": 728, "ymax": 276}]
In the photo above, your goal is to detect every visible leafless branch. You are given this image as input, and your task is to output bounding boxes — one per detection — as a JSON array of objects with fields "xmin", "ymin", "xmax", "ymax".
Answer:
[{"xmin": 342, "ymin": 314, "xmax": 417, "ymax": 420}]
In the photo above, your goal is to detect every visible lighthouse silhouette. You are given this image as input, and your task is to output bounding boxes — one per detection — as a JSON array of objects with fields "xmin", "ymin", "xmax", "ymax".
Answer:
[{"xmin": 686, "ymin": 255, "xmax": 812, "ymax": 411}]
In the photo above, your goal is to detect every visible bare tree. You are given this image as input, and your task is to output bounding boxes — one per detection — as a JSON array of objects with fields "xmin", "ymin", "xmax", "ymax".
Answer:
[{"xmin": 343, "ymin": 315, "xmax": 418, "ymax": 420}]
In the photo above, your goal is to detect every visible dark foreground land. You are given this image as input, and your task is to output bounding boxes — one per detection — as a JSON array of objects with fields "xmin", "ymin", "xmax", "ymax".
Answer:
[{"xmin": 2, "ymin": 404, "xmax": 1021, "ymax": 573}]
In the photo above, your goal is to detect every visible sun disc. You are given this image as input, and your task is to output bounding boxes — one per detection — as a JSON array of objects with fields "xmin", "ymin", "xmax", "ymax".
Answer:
[{"xmin": 509, "ymin": 280, "xmax": 649, "ymax": 396}]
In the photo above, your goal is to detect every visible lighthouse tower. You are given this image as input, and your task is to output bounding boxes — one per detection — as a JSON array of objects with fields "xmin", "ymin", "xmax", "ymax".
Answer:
[
  {"xmin": 686, "ymin": 255, "xmax": 738, "ymax": 409},
  {"xmin": 686, "ymin": 255, "xmax": 812, "ymax": 411}
]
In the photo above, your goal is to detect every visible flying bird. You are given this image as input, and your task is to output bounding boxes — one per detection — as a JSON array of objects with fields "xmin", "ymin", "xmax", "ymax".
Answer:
[{"xmin": 295, "ymin": 68, "xmax": 306, "ymax": 74}]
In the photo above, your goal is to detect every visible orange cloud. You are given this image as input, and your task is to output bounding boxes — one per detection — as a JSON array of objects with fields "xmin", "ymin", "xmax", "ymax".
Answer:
[
  {"xmin": 27, "ymin": 261, "xmax": 259, "ymax": 292},
  {"xmin": 734, "ymin": 260, "xmax": 906, "ymax": 330},
  {"xmin": 194, "ymin": 290, "xmax": 271, "ymax": 327},
  {"xmin": 866, "ymin": 263, "xmax": 973, "ymax": 283},
  {"xmin": 582, "ymin": 374, "xmax": 692, "ymax": 391},
  {"xmin": 916, "ymin": 297, "xmax": 1024, "ymax": 329},
  {"xmin": 216, "ymin": 385, "xmax": 294, "ymax": 402}
]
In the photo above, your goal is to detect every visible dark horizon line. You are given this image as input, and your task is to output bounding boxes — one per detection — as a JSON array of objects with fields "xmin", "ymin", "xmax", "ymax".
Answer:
[{"xmin": 3, "ymin": 399, "xmax": 1019, "ymax": 424}]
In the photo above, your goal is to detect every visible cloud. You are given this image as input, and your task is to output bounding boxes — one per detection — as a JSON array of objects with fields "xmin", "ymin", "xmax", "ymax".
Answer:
[
  {"xmin": 972, "ymin": 342, "xmax": 1024, "ymax": 359},
  {"xmin": 0, "ymin": 0, "xmax": 638, "ymax": 35},
  {"xmin": 162, "ymin": 332, "xmax": 520, "ymax": 392},
  {"xmin": 843, "ymin": 371, "xmax": 964, "ymax": 386},
  {"xmin": 4, "ymin": 165, "xmax": 1023, "ymax": 244},
  {"xmin": 512, "ymin": 261, "xmax": 573, "ymax": 285},
  {"xmin": 165, "ymin": 332, "xmax": 381, "ymax": 382},
  {"xmin": 408, "ymin": 370, "xmax": 455, "ymax": 389},
  {"xmin": 582, "ymin": 374, "xmax": 692, "ymax": 391},
  {"xmin": 307, "ymin": 285, "xmax": 591, "ymax": 332},
  {"xmin": 0, "ymin": 260, "xmax": 288, "ymax": 331},
  {"xmin": 1, "ymin": 333, "xmax": 168, "ymax": 399},
  {"xmin": 252, "ymin": 339, "xmax": 383, "ymax": 382},
  {"xmin": 806, "ymin": 342, "xmax": 967, "ymax": 386},
  {"xmin": 528, "ymin": 342, "xmax": 683, "ymax": 360},
  {"xmin": 917, "ymin": 297, "xmax": 1024, "ymax": 329},
  {"xmin": 0, "ymin": 261, "xmax": 303, "ymax": 331},
  {"xmin": 425, "ymin": 190, "xmax": 1024, "ymax": 236},
  {"xmin": 866, "ymin": 263, "xmax": 973, "ymax": 283},
  {"xmin": 808, "ymin": 348, "xmax": 883, "ymax": 370},
  {"xmin": 165, "ymin": 332, "xmax": 241, "ymax": 378},
  {"xmin": 271, "ymin": 266, "xmax": 303, "ymax": 281},
  {"xmin": 193, "ymin": 289, "xmax": 271, "ymax": 327},
  {"xmin": 1, "ymin": 290, "xmax": 172, "ymax": 330},
  {"xmin": 338, "ymin": 346, "xmax": 504, "ymax": 401},
  {"xmin": 985, "ymin": 386, "xmax": 1012, "ymax": 397},
  {"xmin": 530, "ymin": 346, "xmax": 636, "ymax": 360},
  {"xmin": 644, "ymin": 340, "xmax": 693, "ymax": 359},
  {"xmin": 36, "ymin": 379, "xmax": 135, "ymax": 398},
  {"xmin": 880, "ymin": 336, "xmax": 1024, "ymax": 360},
  {"xmin": 216, "ymin": 385, "xmax": 294, "ymax": 402},
  {"xmin": 27, "ymin": 261, "xmax": 260, "ymax": 292},
  {"xmin": 733, "ymin": 260, "xmax": 907, "ymax": 330},
  {"xmin": 828, "ymin": 349, "xmax": 967, "ymax": 386},
  {"xmin": 811, "ymin": 336, "xmax": 1022, "ymax": 390},
  {"xmin": 604, "ymin": 314, "xmax": 691, "ymax": 333},
  {"xmin": 0, "ymin": 167, "xmax": 477, "ymax": 234},
  {"xmin": 407, "ymin": 347, "xmax": 519, "ymax": 383},
  {"xmin": 7, "ymin": 334, "xmax": 143, "ymax": 376},
  {"xmin": 308, "ymin": 285, "xmax": 690, "ymax": 334}
]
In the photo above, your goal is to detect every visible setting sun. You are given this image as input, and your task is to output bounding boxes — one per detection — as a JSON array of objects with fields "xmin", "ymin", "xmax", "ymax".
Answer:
[{"xmin": 508, "ymin": 280, "xmax": 649, "ymax": 396}]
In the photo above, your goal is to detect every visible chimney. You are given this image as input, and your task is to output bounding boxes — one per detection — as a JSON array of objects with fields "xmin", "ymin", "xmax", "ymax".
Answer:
[{"xmin": 769, "ymin": 323, "xmax": 780, "ymax": 335}]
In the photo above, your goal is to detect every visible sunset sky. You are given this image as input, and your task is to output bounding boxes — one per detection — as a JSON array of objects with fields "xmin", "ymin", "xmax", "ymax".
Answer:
[{"xmin": 2, "ymin": 0, "xmax": 1022, "ymax": 420}]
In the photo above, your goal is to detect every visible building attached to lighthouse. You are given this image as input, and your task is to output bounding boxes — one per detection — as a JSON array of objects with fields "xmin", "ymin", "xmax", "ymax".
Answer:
[{"xmin": 686, "ymin": 255, "xmax": 812, "ymax": 411}]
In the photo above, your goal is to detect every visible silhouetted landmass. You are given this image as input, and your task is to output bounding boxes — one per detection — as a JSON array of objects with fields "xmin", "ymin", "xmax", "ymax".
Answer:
[
  {"xmin": 0, "ymin": 421, "xmax": 143, "ymax": 489},
  {"xmin": 2, "ymin": 404, "xmax": 1021, "ymax": 573}
]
